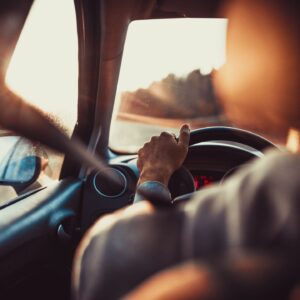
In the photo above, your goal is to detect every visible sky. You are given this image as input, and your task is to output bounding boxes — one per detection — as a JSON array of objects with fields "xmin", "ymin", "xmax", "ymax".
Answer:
[
  {"xmin": 5, "ymin": 0, "xmax": 78, "ymax": 133},
  {"xmin": 117, "ymin": 18, "xmax": 228, "ymax": 92},
  {"xmin": 112, "ymin": 18, "xmax": 228, "ymax": 122}
]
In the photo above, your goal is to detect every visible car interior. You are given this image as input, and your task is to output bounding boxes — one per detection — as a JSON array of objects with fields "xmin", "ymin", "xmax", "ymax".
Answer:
[{"xmin": 0, "ymin": 0, "xmax": 289, "ymax": 299}]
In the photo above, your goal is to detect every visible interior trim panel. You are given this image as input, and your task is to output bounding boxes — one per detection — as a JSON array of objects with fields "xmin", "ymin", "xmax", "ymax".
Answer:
[{"xmin": 0, "ymin": 179, "xmax": 83, "ymax": 279}]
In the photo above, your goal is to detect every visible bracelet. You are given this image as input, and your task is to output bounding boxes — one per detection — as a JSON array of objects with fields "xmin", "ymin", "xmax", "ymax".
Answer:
[{"xmin": 134, "ymin": 181, "xmax": 172, "ymax": 206}]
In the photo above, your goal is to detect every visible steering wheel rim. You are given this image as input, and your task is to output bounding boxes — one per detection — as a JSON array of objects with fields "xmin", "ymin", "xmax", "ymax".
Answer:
[
  {"xmin": 189, "ymin": 126, "xmax": 277, "ymax": 151},
  {"xmin": 169, "ymin": 126, "xmax": 277, "ymax": 204}
]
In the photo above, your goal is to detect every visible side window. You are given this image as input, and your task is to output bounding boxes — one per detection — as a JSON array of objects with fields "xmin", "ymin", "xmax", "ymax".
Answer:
[{"xmin": 0, "ymin": 0, "xmax": 78, "ymax": 206}]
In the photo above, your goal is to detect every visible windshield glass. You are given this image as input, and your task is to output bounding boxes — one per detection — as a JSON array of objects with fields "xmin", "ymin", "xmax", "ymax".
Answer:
[
  {"xmin": 109, "ymin": 18, "xmax": 281, "ymax": 153},
  {"xmin": 110, "ymin": 18, "xmax": 227, "ymax": 153}
]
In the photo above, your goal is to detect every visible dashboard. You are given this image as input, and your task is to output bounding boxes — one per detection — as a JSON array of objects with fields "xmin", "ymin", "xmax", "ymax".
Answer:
[{"xmin": 81, "ymin": 142, "xmax": 261, "ymax": 229}]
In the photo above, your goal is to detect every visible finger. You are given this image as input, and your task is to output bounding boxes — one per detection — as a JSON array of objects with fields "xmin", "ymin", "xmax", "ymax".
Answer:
[
  {"xmin": 160, "ymin": 132, "xmax": 173, "ymax": 139},
  {"xmin": 137, "ymin": 149, "xmax": 142, "ymax": 170},
  {"xmin": 137, "ymin": 158, "xmax": 142, "ymax": 171},
  {"xmin": 137, "ymin": 148, "xmax": 143, "ymax": 157},
  {"xmin": 171, "ymin": 133, "xmax": 179, "ymax": 142},
  {"xmin": 150, "ymin": 136, "xmax": 159, "ymax": 143},
  {"xmin": 143, "ymin": 142, "xmax": 150, "ymax": 149},
  {"xmin": 178, "ymin": 124, "xmax": 190, "ymax": 147}
]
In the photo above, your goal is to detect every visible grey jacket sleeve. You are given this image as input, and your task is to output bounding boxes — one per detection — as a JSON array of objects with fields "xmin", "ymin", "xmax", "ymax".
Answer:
[
  {"xmin": 74, "ymin": 151, "xmax": 300, "ymax": 300},
  {"xmin": 182, "ymin": 150, "xmax": 300, "ymax": 259}
]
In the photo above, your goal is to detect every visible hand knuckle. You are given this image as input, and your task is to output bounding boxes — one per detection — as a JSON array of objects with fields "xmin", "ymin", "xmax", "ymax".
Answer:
[
  {"xmin": 160, "ymin": 132, "xmax": 172, "ymax": 139},
  {"xmin": 137, "ymin": 159, "xmax": 143, "ymax": 167}
]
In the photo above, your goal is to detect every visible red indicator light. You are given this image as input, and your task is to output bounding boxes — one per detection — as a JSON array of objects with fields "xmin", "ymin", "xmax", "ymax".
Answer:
[
  {"xmin": 201, "ymin": 176, "xmax": 211, "ymax": 186},
  {"xmin": 193, "ymin": 175, "xmax": 214, "ymax": 190},
  {"xmin": 194, "ymin": 178, "xmax": 199, "ymax": 190}
]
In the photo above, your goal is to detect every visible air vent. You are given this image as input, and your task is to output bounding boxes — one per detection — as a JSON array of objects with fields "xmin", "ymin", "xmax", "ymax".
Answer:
[{"xmin": 93, "ymin": 168, "xmax": 127, "ymax": 198}]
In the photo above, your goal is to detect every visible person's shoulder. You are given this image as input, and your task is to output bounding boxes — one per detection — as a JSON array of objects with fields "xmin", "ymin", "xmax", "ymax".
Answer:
[
  {"xmin": 183, "ymin": 149, "xmax": 300, "ymax": 227},
  {"xmin": 182, "ymin": 149, "xmax": 300, "ymax": 254},
  {"xmin": 235, "ymin": 149, "xmax": 300, "ymax": 191},
  {"xmin": 74, "ymin": 205, "xmax": 185, "ymax": 299},
  {"xmin": 251, "ymin": 149, "xmax": 300, "ymax": 175}
]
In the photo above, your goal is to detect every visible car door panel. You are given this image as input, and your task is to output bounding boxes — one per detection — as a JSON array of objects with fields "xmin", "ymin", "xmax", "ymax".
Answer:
[{"xmin": 0, "ymin": 178, "xmax": 82, "ymax": 280}]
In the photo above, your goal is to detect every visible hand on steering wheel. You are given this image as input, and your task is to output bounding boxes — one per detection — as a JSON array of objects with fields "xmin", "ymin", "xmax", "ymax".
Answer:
[
  {"xmin": 136, "ymin": 126, "xmax": 277, "ymax": 206},
  {"xmin": 137, "ymin": 124, "xmax": 190, "ymax": 187}
]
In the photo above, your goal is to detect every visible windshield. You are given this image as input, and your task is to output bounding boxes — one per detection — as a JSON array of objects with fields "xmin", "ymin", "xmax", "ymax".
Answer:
[
  {"xmin": 110, "ymin": 18, "xmax": 227, "ymax": 153},
  {"xmin": 110, "ymin": 18, "xmax": 282, "ymax": 153}
]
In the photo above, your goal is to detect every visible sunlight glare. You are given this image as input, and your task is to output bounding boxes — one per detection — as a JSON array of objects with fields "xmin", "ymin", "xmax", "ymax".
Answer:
[
  {"xmin": 5, "ymin": 0, "xmax": 78, "ymax": 133},
  {"xmin": 117, "ymin": 18, "xmax": 228, "ymax": 92}
]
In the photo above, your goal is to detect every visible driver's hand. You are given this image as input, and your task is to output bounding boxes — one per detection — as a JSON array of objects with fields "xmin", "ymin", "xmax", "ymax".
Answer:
[{"xmin": 137, "ymin": 124, "xmax": 190, "ymax": 186}]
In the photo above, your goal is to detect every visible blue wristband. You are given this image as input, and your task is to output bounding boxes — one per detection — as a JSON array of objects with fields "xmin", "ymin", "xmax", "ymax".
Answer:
[{"xmin": 134, "ymin": 181, "xmax": 172, "ymax": 204}]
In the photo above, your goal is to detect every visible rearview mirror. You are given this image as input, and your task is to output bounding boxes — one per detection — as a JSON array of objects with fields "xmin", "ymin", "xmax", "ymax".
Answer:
[{"xmin": 0, "ymin": 135, "xmax": 42, "ymax": 190}]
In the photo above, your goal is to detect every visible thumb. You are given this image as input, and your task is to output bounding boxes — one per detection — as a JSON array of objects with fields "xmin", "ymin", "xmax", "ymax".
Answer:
[{"xmin": 178, "ymin": 124, "xmax": 190, "ymax": 148}]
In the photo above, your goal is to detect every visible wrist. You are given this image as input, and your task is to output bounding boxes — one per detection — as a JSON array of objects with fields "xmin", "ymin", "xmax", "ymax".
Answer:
[
  {"xmin": 138, "ymin": 167, "xmax": 172, "ymax": 186},
  {"xmin": 134, "ymin": 181, "xmax": 172, "ymax": 205}
]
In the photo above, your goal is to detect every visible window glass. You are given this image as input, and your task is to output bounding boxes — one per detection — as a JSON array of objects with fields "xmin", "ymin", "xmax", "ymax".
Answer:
[
  {"xmin": 0, "ymin": 0, "xmax": 78, "ymax": 206},
  {"xmin": 5, "ymin": 0, "xmax": 78, "ymax": 135},
  {"xmin": 110, "ymin": 19, "xmax": 228, "ymax": 153}
]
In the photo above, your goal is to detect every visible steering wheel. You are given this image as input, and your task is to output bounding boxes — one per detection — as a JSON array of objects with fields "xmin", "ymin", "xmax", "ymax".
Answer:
[
  {"xmin": 188, "ymin": 126, "xmax": 276, "ymax": 151},
  {"xmin": 167, "ymin": 126, "xmax": 277, "ymax": 203}
]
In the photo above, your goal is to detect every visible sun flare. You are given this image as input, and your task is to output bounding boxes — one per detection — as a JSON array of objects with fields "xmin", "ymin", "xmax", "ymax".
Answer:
[{"xmin": 5, "ymin": 0, "xmax": 78, "ymax": 133}]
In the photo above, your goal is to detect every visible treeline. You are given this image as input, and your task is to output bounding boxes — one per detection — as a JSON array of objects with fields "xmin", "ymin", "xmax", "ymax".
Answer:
[{"xmin": 119, "ymin": 69, "xmax": 221, "ymax": 119}]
